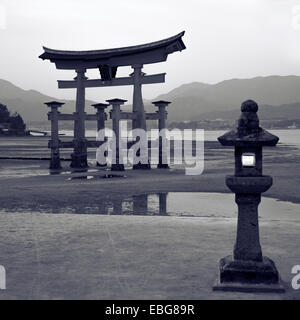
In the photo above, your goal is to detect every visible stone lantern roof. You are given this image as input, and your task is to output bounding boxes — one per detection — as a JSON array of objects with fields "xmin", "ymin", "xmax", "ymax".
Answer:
[
  {"xmin": 44, "ymin": 101, "xmax": 65, "ymax": 106},
  {"xmin": 218, "ymin": 100, "xmax": 279, "ymax": 147},
  {"xmin": 152, "ymin": 100, "xmax": 171, "ymax": 105},
  {"xmin": 106, "ymin": 98, "xmax": 127, "ymax": 105},
  {"xmin": 91, "ymin": 103, "xmax": 109, "ymax": 108}
]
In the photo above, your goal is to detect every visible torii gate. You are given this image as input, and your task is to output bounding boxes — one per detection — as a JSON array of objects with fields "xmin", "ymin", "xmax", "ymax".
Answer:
[{"xmin": 39, "ymin": 32, "xmax": 186, "ymax": 168}]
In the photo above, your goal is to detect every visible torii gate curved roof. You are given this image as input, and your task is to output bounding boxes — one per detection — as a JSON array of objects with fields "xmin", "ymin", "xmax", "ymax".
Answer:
[{"xmin": 39, "ymin": 31, "xmax": 186, "ymax": 70}]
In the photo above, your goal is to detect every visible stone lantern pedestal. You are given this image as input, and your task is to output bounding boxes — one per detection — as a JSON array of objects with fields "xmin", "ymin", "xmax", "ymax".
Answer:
[
  {"xmin": 213, "ymin": 100, "xmax": 285, "ymax": 293},
  {"xmin": 218, "ymin": 177, "xmax": 280, "ymax": 290}
]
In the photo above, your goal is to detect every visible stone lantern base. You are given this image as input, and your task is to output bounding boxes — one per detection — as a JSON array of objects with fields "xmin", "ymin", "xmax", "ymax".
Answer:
[
  {"xmin": 49, "ymin": 153, "xmax": 61, "ymax": 170},
  {"xmin": 111, "ymin": 164, "xmax": 125, "ymax": 171},
  {"xmin": 213, "ymin": 255, "xmax": 285, "ymax": 293},
  {"xmin": 133, "ymin": 163, "xmax": 151, "ymax": 170},
  {"xmin": 96, "ymin": 162, "xmax": 107, "ymax": 167},
  {"xmin": 157, "ymin": 163, "xmax": 169, "ymax": 169},
  {"xmin": 49, "ymin": 159, "xmax": 62, "ymax": 170},
  {"xmin": 70, "ymin": 154, "xmax": 88, "ymax": 168},
  {"xmin": 70, "ymin": 139, "xmax": 88, "ymax": 168}
]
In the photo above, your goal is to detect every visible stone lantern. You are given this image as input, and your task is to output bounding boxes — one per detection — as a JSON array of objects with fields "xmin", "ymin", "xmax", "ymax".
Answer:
[
  {"xmin": 92, "ymin": 103, "xmax": 109, "ymax": 167},
  {"xmin": 213, "ymin": 100, "xmax": 284, "ymax": 292},
  {"xmin": 45, "ymin": 101, "xmax": 64, "ymax": 170},
  {"xmin": 92, "ymin": 103, "xmax": 109, "ymax": 133}
]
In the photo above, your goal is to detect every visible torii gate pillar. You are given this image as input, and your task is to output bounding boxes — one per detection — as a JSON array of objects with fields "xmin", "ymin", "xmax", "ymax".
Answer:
[
  {"xmin": 131, "ymin": 64, "xmax": 147, "ymax": 131},
  {"xmin": 132, "ymin": 64, "xmax": 151, "ymax": 170},
  {"xmin": 107, "ymin": 98, "xmax": 127, "ymax": 172},
  {"xmin": 71, "ymin": 68, "xmax": 88, "ymax": 168},
  {"xmin": 92, "ymin": 103, "xmax": 109, "ymax": 167}
]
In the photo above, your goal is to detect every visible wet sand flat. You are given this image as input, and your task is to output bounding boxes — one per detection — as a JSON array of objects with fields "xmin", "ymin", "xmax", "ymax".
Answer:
[
  {"xmin": 0, "ymin": 136, "xmax": 300, "ymax": 299},
  {"xmin": 0, "ymin": 213, "xmax": 300, "ymax": 300}
]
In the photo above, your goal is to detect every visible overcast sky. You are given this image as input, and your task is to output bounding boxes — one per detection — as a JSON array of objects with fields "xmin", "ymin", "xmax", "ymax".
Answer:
[{"xmin": 0, "ymin": 0, "xmax": 300, "ymax": 103}]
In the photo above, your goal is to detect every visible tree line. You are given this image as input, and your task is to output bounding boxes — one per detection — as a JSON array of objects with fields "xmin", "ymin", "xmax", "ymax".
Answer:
[{"xmin": 0, "ymin": 103, "xmax": 26, "ymax": 134}]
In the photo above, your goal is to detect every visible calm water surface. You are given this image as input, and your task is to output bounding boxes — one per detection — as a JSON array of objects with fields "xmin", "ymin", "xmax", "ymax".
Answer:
[
  {"xmin": 1, "ymin": 192, "xmax": 299, "ymax": 222},
  {"xmin": 53, "ymin": 129, "xmax": 300, "ymax": 148}
]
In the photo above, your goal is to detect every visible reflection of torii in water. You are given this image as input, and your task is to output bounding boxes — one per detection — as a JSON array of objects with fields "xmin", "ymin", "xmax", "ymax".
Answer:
[
  {"xmin": 111, "ymin": 193, "xmax": 168, "ymax": 216},
  {"xmin": 39, "ymin": 32, "xmax": 186, "ymax": 169}
]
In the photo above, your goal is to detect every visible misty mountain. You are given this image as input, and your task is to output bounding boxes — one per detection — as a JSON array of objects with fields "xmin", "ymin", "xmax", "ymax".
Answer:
[
  {"xmin": 155, "ymin": 75, "xmax": 300, "ymax": 121},
  {"xmin": 1, "ymin": 75, "xmax": 300, "ymax": 125},
  {"xmin": 0, "ymin": 79, "xmax": 97, "ymax": 123},
  {"xmin": 198, "ymin": 103, "xmax": 300, "ymax": 121}
]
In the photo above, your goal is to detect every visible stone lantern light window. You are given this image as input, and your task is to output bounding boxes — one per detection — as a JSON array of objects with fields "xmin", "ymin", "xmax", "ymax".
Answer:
[{"xmin": 242, "ymin": 153, "xmax": 256, "ymax": 167}]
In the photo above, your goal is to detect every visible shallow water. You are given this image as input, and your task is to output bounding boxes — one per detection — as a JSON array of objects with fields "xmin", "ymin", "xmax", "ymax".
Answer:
[
  {"xmin": 66, "ymin": 173, "xmax": 126, "ymax": 180},
  {"xmin": 1, "ymin": 192, "xmax": 299, "ymax": 222},
  {"xmin": 54, "ymin": 129, "xmax": 300, "ymax": 148},
  {"xmin": 28, "ymin": 128, "xmax": 300, "ymax": 148}
]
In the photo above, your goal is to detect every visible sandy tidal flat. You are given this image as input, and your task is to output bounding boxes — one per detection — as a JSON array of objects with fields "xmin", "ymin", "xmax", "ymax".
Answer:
[{"xmin": 0, "ymin": 136, "xmax": 300, "ymax": 299}]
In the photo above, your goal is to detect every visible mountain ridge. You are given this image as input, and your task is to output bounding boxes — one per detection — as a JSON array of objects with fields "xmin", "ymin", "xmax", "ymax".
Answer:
[
  {"xmin": 154, "ymin": 75, "xmax": 300, "ymax": 121},
  {"xmin": 0, "ymin": 78, "xmax": 97, "ymax": 122},
  {"xmin": 1, "ymin": 75, "xmax": 300, "ymax": 123}
]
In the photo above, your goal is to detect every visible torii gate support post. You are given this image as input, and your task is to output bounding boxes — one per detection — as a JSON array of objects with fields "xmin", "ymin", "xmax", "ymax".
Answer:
[
  {"xmin": 45, "ymin": 101, "xmax": 64, "ymax": 170},
  {"xmin": 131, "ymin": 64, "xmax": 151, "ymax": 170},
  {"xmin": 71, "ymin": 68, "xmax": 88, "ymax": 168},
  {"xmin": 92, "ymin": 103, "xmax": 109, "ymax": 167},
  {"xmin": 152, "ymin": 100, "xmax": 171, "ymax": 169},
  {"xmin": 107, "ymin": 98, "xmax": 127, "ymax": 171}
]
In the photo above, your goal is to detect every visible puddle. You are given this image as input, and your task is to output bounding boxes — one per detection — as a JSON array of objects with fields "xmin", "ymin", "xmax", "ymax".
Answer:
[
  {"xmin": 1, "ymin": 192, "xmax": 300, "ymax": 222},
  {"xmin": 0, "ymin": 168, "xmax": 50, "ymax": 178},
  {"xmin": 49, "ymin": 171, "xmax": 72, "ymax": 175},
  {"xmin": 70, "ymin": 169, "xmax": 99, "ymax": 173},
  {"xmin": 0, "ymin": 166, "xmax": 105, "ymax": 178},
  {"xmin": 102, "ymin": 173, "xmax": 126, "ymax": 179},
  {"xmin": 66, "ymin": 173, "xmax": 126, "ymax": 181},
  {"xmin": 67, "ymin": 175, "xmax": 94, "ymax": 180}
]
